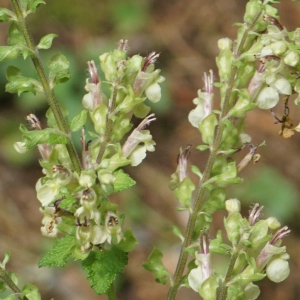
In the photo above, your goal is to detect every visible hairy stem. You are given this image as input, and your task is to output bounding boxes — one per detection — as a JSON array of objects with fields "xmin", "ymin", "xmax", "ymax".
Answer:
[
  {"xmin": 166, "ymin": 10, "xmax": 262, "ymax": 300},
  {"xmin": 10, "ymin": 0, "xmax": 81, "ymax": 174},
  {"xmin": 217, "ymin": 247, "xmax": 241, "ymax": 300},
  {"xmin": 0, "ymin": 265, "xmax": 23, "ymax": 300},
  {"xmin": 96, "ymin": 85, "xmax": 118, "ymax": 164}
]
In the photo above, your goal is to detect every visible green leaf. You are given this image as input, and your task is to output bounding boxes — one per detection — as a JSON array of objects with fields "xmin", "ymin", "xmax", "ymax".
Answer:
[
  {"xmin": 199, "ymin": 113, "xmax": 218, "ymax": 146},
  {"xmin": 48, "ymin": 53, "xmax": 70, "ymax": 86},
  {"xmin": 8, "ymin": 23, "xmax": 25, "ymax": 46},
  {"xmin": 172, "ymin": 226, "xmax": 184, "ymax": 242},
  {"xmin": 22, "ymin": 284, "xmax": 41, "ymax": 300},
  {"xmin": 224, "ymin": 212, "xmax": 247, "ymax": 245},
  {"xmin": 199, "ymin": 276, "xmax": 218, "ymax": 300},
  {"xmin": 0, "ymin": 8, "xmax": 16, "ymax": 22},
  {"xmin": 39, "ymin": 234, "xmax": 76, "ymax": 267},
  {"xmin": 69, "ymin": 110, "xmax": 88, "ymax": 132},
  {"xmin": 82, "ymin": 246, "xmax": 128, "ymax": 295},
  {"xmin": 48, "ymin": 132, "xmax": 69, "ymax": 145},
  {"xmin": 196, "ymin": 145, "xmax": 210, "ymax": 151},
  {"xmin": 227, "ymin": 89, "xmax": 256, "ymax": 118},
  {"xmin": 209, "ymin": 230, "xmax": 232, "ymax": 255},
  {"xmin": 7, "ymin": 22, "xmax": 33, "ymax": 59},
  {"xmin": 0, "ymin": 252, "xmax": 10, "ymax": 269},
  {"xmin": 220, "ymin": 119, "xmax": 239, "ymax": 151},
  {"xmin": 113, "ymin": 169, "xmax": 136, "ymax": 193},
  {"xmin": 211, "ymin": 162, "xmax": 242, "ymax": 187},
  {"xmin": 202, "ymin": 187, "xmax": 226, "ymax": 214},
  {"xmin": 37, "ymin": 33, "xmax": 57, "ymax": 50},
  {"xmin": 27, "ymin": 0, "xmax": 46, "ymax": 14},
  {"xmin": 174, "ymin": 177, "xmax": 195, "ymax": 209},
  {"xmin": 143, "ymin": 247, "xmax": 170, "ymax": 284},
  {"xmin": 46, "ymin": 106, "xmax": 69, "ymax": 129},
  {"xmin": 6, "ymin": 66, "xmax": 42, "ymax": 95},
  {"xmin": 116, "ymin": 228, "xmax": 138, "ymax": 252},
  {"xmin": 0, "ymin": 46, "xmax": 20, "ymax": 62}
]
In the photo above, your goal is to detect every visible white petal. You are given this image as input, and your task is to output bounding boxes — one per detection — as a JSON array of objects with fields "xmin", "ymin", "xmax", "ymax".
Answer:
[{"xmin": 256, "ymin": 86, "xmax": 279, "ymax": 109}]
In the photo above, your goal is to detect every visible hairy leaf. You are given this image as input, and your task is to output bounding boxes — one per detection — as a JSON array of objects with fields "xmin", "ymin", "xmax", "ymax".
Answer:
[
  {"xmin": 39, "ymin": 234, "xmax": 76, "ymax": 267},
  {"xmin": 82, "ymin": 247, "xmax": 128, "ymax": 295},
  {"xmin": 113, "ymin": 169, "xmax": 136, "ymax": 193}
]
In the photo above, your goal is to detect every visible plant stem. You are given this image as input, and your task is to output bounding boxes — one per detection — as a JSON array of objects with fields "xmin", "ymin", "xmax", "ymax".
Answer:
[
  {"xmin": 10, "ymin": 0, "xmax": 81, "ymax": 174},
  {"xmin": 217, "ymin": 247, "xmax": 241, "ymax": 300},
  {"xmin": 96, "ymin": 85, "xmax": 118, "ymax": 164},
  {"xmin": 0, "ymin": 265, "xmax": 23, "ymax": 300},
  {"xmin": 106, "ymin": 282, "xmax": 117, "ymax": 300},
  {"xmin": 166, "ymin": 10, "xmax": 262, "ymax": 300}
]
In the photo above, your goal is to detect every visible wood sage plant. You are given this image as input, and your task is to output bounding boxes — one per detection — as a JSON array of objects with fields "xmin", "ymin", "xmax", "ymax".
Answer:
[{"xmin": 0, "ymin": 0, "xmax": 299, "ymax": 299}]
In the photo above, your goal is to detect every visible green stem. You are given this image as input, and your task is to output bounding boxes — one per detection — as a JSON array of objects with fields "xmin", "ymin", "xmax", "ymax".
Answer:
[
  {"xmin": 166, "ymin": 10, "xmax": 262, "ymax": 300},
  {"xmin": 10, "ymin": 0, "xmax": 81, "ymax": 174},
  {"xmin": 217, "ymin": 247, "xmax": 241, "ymax": 300},
  {"xmin": 106, "ymin": 282, "xmax": 117, "ymax": 300},
  {"xmin": 96, "ymin": 85, "xmax": 118, "ymax": 164},
  {"xmin": 0, "ymin": 265, "xmax": 23, "ymax": 300}
]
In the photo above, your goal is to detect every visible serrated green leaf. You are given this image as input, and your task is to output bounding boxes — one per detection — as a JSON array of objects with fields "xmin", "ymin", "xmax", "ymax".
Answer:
[
  {"xmin": 113, "ymin": 169, "xmax": 136, "ymax": 193},
  {"xmin": 39, "ymin": 234, "xmax": 75, "ymax": 267},
  {"xmin": 116, "ymin": 228, "xmax": 138, "ymax": 252},
  {"xmin": 69, "ymin": 110, "xmax": 87, "ymax": 132},
  {"xmin": 48, "ymin": 53, "xmax": 70, "ymax": 86},
  {"xmin": 37, "ymin": 33, "xmax": 57, "ymax": 50},
  {"xmin": 22, "ymin": 284, "xmax": 41, "ymax": 300},
  {"xmin": 82, "ymin": 247, "xmax": 128, "ymax": 295},
  {"xmin": 0, "ymin": 46, "xmax": 20, "ymax": 62},
  {"xmin": 0, "ymin": 8, "xmax": 16, "ymax": 22},
  {"xmin": 143, "ymin": 247, "xmax": 170, "ymax": 284}
]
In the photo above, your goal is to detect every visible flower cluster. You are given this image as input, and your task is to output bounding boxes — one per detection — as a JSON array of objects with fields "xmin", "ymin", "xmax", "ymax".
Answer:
[
  {"xmin": 187, "ymin": 201, "xmax": 290, "ymax": 300},
  {"xmin": 14, "ymin": 41, "xmax": 164, "ymax": 254}
]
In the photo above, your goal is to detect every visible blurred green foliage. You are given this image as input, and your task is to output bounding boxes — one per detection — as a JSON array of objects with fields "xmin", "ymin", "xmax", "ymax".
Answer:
[{"xmin": 233, "ymin": 166, "xmax": 297, "ymax": 222}]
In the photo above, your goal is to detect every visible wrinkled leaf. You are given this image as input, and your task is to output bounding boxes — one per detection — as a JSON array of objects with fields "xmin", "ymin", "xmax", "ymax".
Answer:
[
  {"xmin": 37, "ymin": 33, "xmax": 57, "ymax": 50},
  {"xmin": 143, "ymin": 247, "xmax": 170, "ymax": 284}
]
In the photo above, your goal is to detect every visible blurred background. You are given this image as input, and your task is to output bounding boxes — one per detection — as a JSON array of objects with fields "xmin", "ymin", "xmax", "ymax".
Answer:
[{"xmin": 1, "ymin": 0, "xmax": 300, "ymax": 299}]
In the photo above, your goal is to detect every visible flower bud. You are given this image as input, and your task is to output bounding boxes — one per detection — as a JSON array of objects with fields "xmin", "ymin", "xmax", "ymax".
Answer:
[
  {"xmin": 266, "ymin": 257, "xmax": 290, "ymax": 282},
  {"xmin": 270, "ymin": 41, "xmax": 287, "ymax": 55},
  {"xmin": 256, "ymin": 86, "xmax": 279, "ymax": 109},
  {"xmin": 284, "ymin": 51, "xmax": 299, "ymax": 67},
  {"xmin": 266, "ymin": 217, "xmax": 281, "ymax": 230},
  {"xmin": 225, "ymin": 198, "xmax": 241, "ymax": 213}
]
